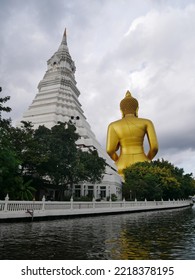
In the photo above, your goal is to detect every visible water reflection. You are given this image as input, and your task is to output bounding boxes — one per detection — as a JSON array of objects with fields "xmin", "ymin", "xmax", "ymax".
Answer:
[{"xmin": 0, "ymin": 207, "xmax": 195, "ymax": 259}]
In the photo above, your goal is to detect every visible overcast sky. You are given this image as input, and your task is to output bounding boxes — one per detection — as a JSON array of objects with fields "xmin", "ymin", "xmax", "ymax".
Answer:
[{"xmin": 1, "ymin": 0, "xmax": 195, "ymax": 175}]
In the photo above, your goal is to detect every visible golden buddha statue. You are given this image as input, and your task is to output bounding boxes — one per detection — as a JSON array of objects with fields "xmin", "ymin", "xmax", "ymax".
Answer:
[{"xmin": 106, "ymin": 91, "xmax": 158, "ymax": 179}]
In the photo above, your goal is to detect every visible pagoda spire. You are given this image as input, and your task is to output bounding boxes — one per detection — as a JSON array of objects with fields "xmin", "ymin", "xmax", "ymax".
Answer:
[
  {"xmin": 57, "ymin": 28, "xmax": 68, "ymax": 52},
  {"xmin": 61, "ymin": 28, "xmax": 67, "ymax": 45}
]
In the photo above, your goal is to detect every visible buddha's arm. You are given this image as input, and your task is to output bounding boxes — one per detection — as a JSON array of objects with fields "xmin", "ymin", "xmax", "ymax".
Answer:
[
  {"xmin": 146, "ymin": 120, "xmax": 158, "ymax": 160},
  {"xmin": 106, "ymin": 124, "xmax": 119, "ymax": 162}
]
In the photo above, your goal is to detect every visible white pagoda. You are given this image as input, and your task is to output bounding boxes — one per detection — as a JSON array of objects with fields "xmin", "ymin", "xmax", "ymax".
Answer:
[{"xmin": 20, "ymin": 29, "xmax": 122, "ymax": 200}]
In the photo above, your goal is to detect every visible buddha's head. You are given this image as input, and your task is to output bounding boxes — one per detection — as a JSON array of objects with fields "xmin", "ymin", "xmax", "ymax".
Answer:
[{"xmin": 120, "ymin": 90, "xmax": 139, "ymax": 117}]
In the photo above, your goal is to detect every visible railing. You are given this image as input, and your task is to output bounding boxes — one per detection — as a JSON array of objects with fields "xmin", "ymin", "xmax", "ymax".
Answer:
[{"xmin": 0, "ymin": 194, "xmax": 191, "ymax": 213}]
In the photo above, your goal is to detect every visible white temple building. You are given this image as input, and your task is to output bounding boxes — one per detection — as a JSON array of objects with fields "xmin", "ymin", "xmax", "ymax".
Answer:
[{"xmin": 19, "ymin": 29, "xmax": 122, "ymax": 200}]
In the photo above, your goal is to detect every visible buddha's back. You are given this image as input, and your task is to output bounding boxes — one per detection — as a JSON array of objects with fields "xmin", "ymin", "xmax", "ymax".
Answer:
[
  {"xmin": 107, "ymin": 115, "xmax": 156, "ymax": 175},
  {"xmin": 106, "ymin": 91, "xmax": 158, "ymax": 178}
]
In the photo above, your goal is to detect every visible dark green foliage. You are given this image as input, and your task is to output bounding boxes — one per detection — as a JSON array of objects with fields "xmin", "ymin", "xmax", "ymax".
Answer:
[
  {"xmin": 123, "ymin": 159, "xmax": 195, "ymax": 200},
  {"xmin": 0, "ymin": 88, "xmax": 11, "ymax": 128},
  {"xmin": 0, "ymin": 145, "xmax": 22, "ymax": 199},
  {"xmin": 77, "ymin": 149, "xmax": 106, "ymax": 184},
  {"xmin": 0, "ymin": 89, "xmax": 24, "ymax": 199}
]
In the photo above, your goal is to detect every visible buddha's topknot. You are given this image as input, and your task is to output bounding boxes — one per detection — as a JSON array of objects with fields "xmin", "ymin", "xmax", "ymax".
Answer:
[{"xmin": 120, "ymin": 90, "xmax": 138, "ymax": 115}]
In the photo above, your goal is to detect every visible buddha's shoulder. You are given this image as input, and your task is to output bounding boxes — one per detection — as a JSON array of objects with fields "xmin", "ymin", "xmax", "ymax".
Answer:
[
  {"xmin": 136, "ymin": 117, "xmax": 153, "ymax": 124},
  {"xmin": 108, "ymin": 117, "xmax": 153, "ymax": 127},
  {"xmin": 108, "ymin": 119, "xmax": 123, "ymax": 126},
  {"xmin": 133, "ymin": 118, "xmax": 155, "ymax": 128}
]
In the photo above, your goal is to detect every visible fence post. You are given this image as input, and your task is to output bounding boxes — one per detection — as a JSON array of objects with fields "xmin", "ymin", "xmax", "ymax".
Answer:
[
  {"xmin": 4, "ymin": 194, "xmax": 9, "ymax": 212},
  {"xmin": 92, "ymin": 197, "xmax": 95, "ymax": 209},
  {"xmin": 109, "ymin": 196, "xmax": 112, "ymax": 208},
  {"xmin": 123, "ymin": 198, "xmax": 126, "ymax": 208},
  {"xmin": 42, "ymin": 195, "xmax": 45, "ymax": 211},
  {"xmin": 70, "ymin": 196, "xmax": 73, "ymax": 210}
]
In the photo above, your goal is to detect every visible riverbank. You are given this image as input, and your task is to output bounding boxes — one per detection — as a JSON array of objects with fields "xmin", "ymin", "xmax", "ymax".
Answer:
[{"xmin": 0, "ymin": 198, "xmax": 193, "ymax": 222}]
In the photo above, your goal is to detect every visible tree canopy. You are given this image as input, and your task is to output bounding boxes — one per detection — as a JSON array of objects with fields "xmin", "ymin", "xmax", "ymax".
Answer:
[{"xmin": 123, "ymin": 159, "xmax": 195, "ymax": 200}]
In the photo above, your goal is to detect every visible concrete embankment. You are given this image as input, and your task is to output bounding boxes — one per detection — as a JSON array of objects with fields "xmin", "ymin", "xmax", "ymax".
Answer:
[{"xmin": 0, "ymin": 199, "xmax": 193, "ymax": 222}]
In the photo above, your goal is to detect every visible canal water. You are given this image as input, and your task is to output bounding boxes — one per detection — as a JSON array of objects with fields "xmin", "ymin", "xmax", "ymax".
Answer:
[{"xmin": 0, "ymin": 206, "xmax": 195, "ymax": 260}]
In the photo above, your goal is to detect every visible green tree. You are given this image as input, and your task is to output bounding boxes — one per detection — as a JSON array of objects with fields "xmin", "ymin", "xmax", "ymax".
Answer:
[
  {"xmin": 123, "ymin": 159, "xmax": 194, "ymax": 200},
  {"xmin": 0, "ymin": 88, "xmax": 25, "ymax": 199},
  {"xmin": 10, "ymin": 121, "xmax": 37, "ymax": 176},
  {"xmin": 0, "ymin": 89, "xmax": 37, "ymax": 200},
  {"xmin": 36, "ymin": 122, "xmax": 106, "ymax": 199},
  {"xmin": 0, "ymin": 145, "xmax": 22, "ymax": 199},
  {"xmin": 77, "ymin": 149, "xmax": 106, "ymax": 184},
  {"xmin": 36, "ymin": 122, "xmax": 80, "ymax": 198},
  {"xmin": 124, "ymin": 162, "xmax": 164, "ymax": 200},
  {"xmin": 0, "ymin": 87, "xmax": 11, "ymax": 128},
  {"xmin": 152, "ymin": 159, "xmax": 195, "ymax": 199}
]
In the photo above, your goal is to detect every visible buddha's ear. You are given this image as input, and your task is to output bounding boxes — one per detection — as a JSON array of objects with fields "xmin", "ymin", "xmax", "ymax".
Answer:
[
  {"xmin": 135, "ymin": 107, "xmax": 139, "ymax": 117},
  {"xmin": 121, "ymin": 110, "xmax": 125, "ymax": 118}
]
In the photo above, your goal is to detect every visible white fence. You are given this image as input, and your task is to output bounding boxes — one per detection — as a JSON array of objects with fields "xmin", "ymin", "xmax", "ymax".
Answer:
[{"xmin": 0, "ymin": 194, "xmax": 191, "ymax": 213}]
